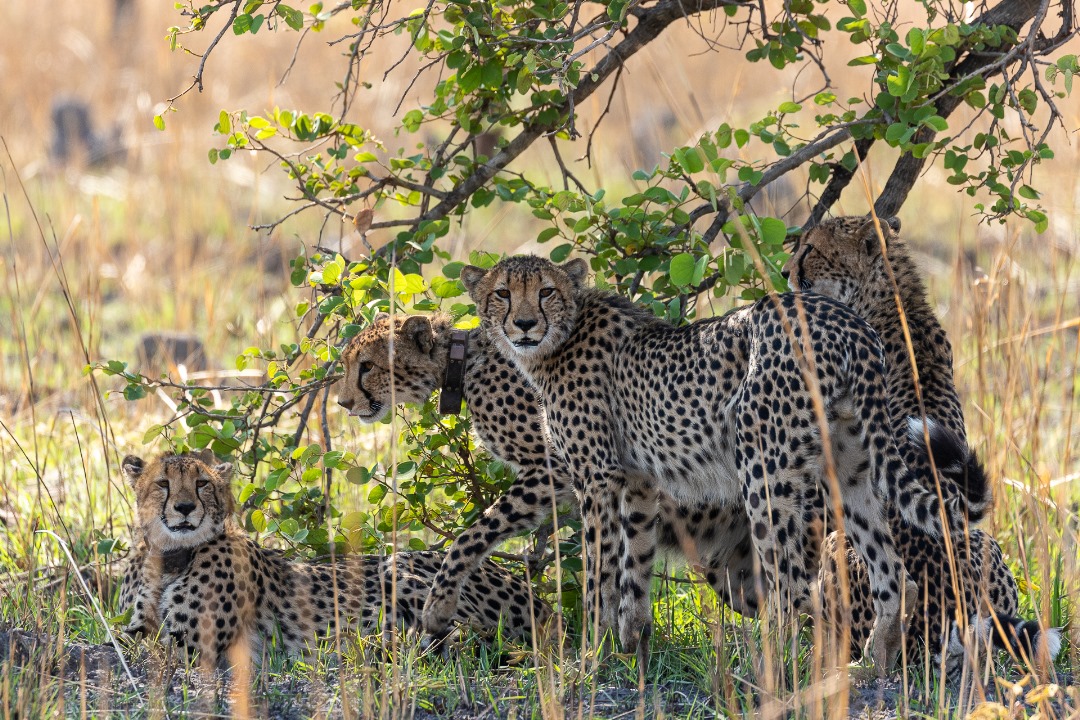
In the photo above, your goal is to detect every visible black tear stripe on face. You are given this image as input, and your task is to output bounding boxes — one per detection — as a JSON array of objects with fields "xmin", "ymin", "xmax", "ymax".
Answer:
[
  {"xmin": 538, "ymin": 290, "xmax": 550, "ymax": 336},
  {"xmin": 500, "ymin": 289, "xmax": 514, "ymax": 338},
  {"xmin": 796, "ymin": 244, "xmax": 816, "ymax": 286},
  {"xmin": 356, "ymin": 363, "xmax": 379, "ymax": 412},
  {"xmin": 159, "ymin": 479, "xmax": 172, "ymax": 524}
]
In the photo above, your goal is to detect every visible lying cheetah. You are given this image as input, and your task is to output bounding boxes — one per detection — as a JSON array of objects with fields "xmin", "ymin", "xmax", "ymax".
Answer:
[
  {"xmin": 118, "ymin": 450, "xmax": 551, "ymax": 667},
  {"xmin": 461, "ymin": 255, "xmax": 983, "ymax": 674},
  {"xmin": 784, "ymin": 215, "xmax": 1060, "ymax": 666},
  {"xmin": 337, "ymin": 314, "xmax": 759, "ymax": 652}
]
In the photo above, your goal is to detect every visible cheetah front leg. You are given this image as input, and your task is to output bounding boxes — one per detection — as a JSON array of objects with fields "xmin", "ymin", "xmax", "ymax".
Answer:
[
  {"xmin": 421, "ymin": 464, "xmax": 570, "ymax": 640},
  {"xmin": 577, "ymin": 467, "xmax": 626, "ymax": 651}
]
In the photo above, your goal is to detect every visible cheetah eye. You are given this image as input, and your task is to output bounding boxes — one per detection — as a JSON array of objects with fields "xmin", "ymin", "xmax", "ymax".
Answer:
[
  {"xmin": 538, "ymin": 288, "xmax": 554, "ymax": 298},
  {"xmin": 156, "ymin": 480, "xmax": 169, "ymax": 489},
  {"xmin": 495, "ymin": 289, "xmax": 510, "ymax": 299},
  {"xmin": 359, "ymin": 361, "xmax": 374, "ymax": 373},
  {"xmin": 196, "ymin": 478, "xmax": 210, "ymax": 490}
]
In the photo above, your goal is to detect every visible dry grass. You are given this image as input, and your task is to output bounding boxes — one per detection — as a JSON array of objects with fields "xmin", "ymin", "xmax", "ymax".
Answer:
[{"xmin": 0, "ymin": 1, "xmax": 1077, "ymax": 718}]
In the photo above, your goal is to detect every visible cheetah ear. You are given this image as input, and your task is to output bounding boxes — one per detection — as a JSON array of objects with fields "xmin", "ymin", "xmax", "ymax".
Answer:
[
  {"xmin": 562, "ymin": 258, "xmax": 589, "ymax": 288},
  {"xmin": 859, "ymin": 216, "xmax": 891, "ymax": 257},
  {"xmin": 212, "ymin": 462, "xmax": 234, "ymax": 479},
  {"xmin": 400, "ymin": 315, "xmax": 435, "ymax": 354},
  {"xmin": 372, "ymin": 311, "xmax": 391, "ymax": 324},
  {"xmin": 193, "ymin": 448, "xmax": 216, "ymax": 465},
  {"xmin": 459, "ymin": 265, "xmax": 488, "ymax": 295},
  {"xmin": 884, "ymin": 216, "xmax": 901, "ymax": 234},
  {"xmin": 121, "ymin": 455, "xmax": 145, "ymax": 487}
]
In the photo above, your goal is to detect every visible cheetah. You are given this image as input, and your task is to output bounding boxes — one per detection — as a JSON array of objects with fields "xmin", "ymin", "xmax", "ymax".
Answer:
[
  {"xmin": 784, "ymin": 215, "xmax": 1061, "ymax": 667},
  {"xmin": 337, "ymin": 313, "xmax": 759, "ymax": 654},
  {"xmin": 460, "ymin": 255, "xmax": 986, "ymax": 674},
  {"xmin": 117, "ymin": 450, "xmax": 551, "ymax": 667}
]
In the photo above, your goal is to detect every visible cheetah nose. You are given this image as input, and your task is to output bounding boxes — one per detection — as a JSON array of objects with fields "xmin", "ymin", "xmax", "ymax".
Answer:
[
  {"xmin": 514, "ymin": 318, "xmax": 538, "ymax": 332},
  {"xmin": 338, "ymin": 397, "xmax": 354, "ymax": 411},
  {"xmin": 780, "ymin": 268, "xmax": 791, "ymax": 282},
  {"xmin": 174, "ymin": 501, "xmax": 197, "ymax": 516}
]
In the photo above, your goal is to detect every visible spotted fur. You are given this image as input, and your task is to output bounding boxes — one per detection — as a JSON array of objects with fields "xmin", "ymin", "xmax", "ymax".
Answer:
[
  {"xmin": 337, "ymin": 313, "xmax": 759, "ymax": 649},
  {"xmin": 117, "ymin": 451, "xmax": 550, "ymax": 667},
  {"xmin": 784, "ymin": 215, "xmax": 1060, "ymax": 669},
  {"xmin": 462, "ymin": 255, "xmax": 953, "ymax": 675}
]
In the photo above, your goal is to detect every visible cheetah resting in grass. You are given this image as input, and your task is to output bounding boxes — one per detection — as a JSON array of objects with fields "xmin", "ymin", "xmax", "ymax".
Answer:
[{"xmin": 118, "ymin": 450, "xmax": 551, "ymax": 667}]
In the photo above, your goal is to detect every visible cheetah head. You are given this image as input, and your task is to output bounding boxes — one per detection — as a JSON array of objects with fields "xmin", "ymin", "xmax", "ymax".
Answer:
[
  {"xmin": 123, "ymin": 450, "xmax": 234, "ymax": 552},
  {"xmin": 336, "ymin": 312, "xmax": 451, "ymax": 423},
  {"xmin": 460, "ymin": 256, "xmax": 588, "ymax": 362},
  {"xmin": 782, "ymin": 215, "xmax": 901, "ymax": 305}
]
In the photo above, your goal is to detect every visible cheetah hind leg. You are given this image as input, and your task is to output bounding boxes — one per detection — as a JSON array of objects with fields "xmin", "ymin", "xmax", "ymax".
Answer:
[{"xmin": 616, "ymin": 475, "xmax": 657, "ymax": 668}]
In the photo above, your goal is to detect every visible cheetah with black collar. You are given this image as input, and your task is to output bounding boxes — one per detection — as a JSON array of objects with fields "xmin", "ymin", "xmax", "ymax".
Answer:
[{"xmin": 337, "ymin": 313, "xmax": 759, "ymax": 651}]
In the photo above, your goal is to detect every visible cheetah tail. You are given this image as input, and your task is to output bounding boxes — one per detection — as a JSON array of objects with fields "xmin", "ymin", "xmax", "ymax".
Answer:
[
  {"xmin": 907, "ymin": 417, "xmax": 992, "ymax": 523},
  {"xmin": 989, "ymin": 615, "xmax": 1064, "ymax": 664}
]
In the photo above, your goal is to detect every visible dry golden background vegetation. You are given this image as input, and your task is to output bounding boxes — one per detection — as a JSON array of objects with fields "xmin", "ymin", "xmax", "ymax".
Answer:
[{"xmin": 0, "ymin": 0, "xmax": 1078, "ymax": 718}]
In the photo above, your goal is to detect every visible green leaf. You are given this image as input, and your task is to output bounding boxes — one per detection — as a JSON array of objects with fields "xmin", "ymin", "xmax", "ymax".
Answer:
[
  {"xmin": 885, "ymin": 123, "xmax": 908, "ymax": 143},
  {"xmin": 759, "ymin": 217, "xmax": 787, "ymax": 246},
  {"xmin": 142, "ymin": 424, "xmax": 165, "ymax": 444},
  {"xmin": 276, "ymin": 4, "xmax": 304, "ymax": 30},
  {"xmin": 549, "ymin": 243, "xmax": 574, "ymax": 262},
  {"xmin": 402, "ymin": 109, "xmax": 423, "ymax": 132},
  {"xmin": 458, "ymin": 64, "xmax": 482, "ymax": 93},
  {"xmin": 674, "ymin": 147, "xmax": 704, "ymax": 173},
  {"xmin": 848, "ymin": 0, "xmax": 866, "ymax": 17},
  {"xmin": 431, "ymin": 276, "xmax": 463, "ymax": 298},
  {"xmin": 778, "ymin": 101, "xmax": 802, "ymax": 114},
  {"xmin": 368, "ymin": 484, "xmax": 388, "ymax": 504},
  {"xmin": 924, "ymin": 115, "xmax": 948, "ymax": 132},
  {"xmin": 1018, "ymin": 185, "xmax": 1040, "ymax": 200},
  {"xmin": 907, "ymin": 27, "xmax": 925, "ymax": 56},
  {"xmin": 537, "ymin": 227, "xmax": 561, "ymax": 243},
  {"xmin": 481, "ymin": 61, "xmax": 502, "ymax": 88},
  {"xmin": 153, "ymin": 114, "xmax": 165, "ymax": 131},
  {"xmin": 232, "ymin": 13, "xmax": 253, "ymax": 33},
  {"xmin": 669, "ymin": 253, "xmax": 697, "ymax": 286},
  {"xmin": 250, "ymin": 509, "xmax": 267, "ymax": 533},
  {"xmin": 692, "ymin": 254, "xmax": 708, "ymax": 286},
  {"xmin": 341, "ymin": 511, "xmax": 366, "ymax": 531},
  {"xmin": 887, "ymin": 67, "xmax": 911, "ymax": 97}
]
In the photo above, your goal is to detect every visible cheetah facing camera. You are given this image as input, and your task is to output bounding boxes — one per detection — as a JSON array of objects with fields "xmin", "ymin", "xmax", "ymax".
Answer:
[
  {"xmin": 338, "ymin": 313, "xmax": 761, "ymax": 654},
  {"xmin": 460, "ymin": 255, "xmax": 985, "ymax": 675},
  {"xmin": 785, "ymin": 215, "xmax": 1062, "ymax": 668},
  {"xmin": 118, "ymin": 450, "xmax": 551, "ymax": 667}
]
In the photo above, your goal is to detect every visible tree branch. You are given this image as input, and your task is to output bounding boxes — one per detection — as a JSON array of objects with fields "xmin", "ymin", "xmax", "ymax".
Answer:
[
  {"xmin": 413, "ymin": 0, "xmax": 745, "ymax": 226},
  {"xmin": 873, "ymin": 0, "xmax": 1053, "ymax": 217}
]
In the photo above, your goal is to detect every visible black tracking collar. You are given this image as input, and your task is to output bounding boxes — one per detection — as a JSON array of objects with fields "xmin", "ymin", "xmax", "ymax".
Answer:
[{"xmin": 438, "ymin": 330, "xmax": 470, "ymax": 414}]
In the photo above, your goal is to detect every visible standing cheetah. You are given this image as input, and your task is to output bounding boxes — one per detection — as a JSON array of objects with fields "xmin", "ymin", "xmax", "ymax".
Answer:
[
  {"xmin": 784, "ymin": 215, "xmax": 1061, "ymax": 667},
  {"xmin": 118, "ymin": 450, "xmax": 551, "ymax": 667},
  {"xmin": 460, "ymin": 255, "xmax": 982, "ymax": 674},
  {"xmin": 336, "ymin": 314, "xmax": 759, "ymax": 652}
]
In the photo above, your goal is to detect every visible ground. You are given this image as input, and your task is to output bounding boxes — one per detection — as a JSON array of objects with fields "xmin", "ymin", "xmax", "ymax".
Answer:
[{"xmin": 1, "ymin": 625, "xmax": 1074, "ymax": 719}]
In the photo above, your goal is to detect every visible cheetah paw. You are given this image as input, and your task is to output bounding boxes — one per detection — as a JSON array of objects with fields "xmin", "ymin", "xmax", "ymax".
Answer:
[{"xmin": 421, "ymin": 594, "xmax": 457, "ymax": 643}]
